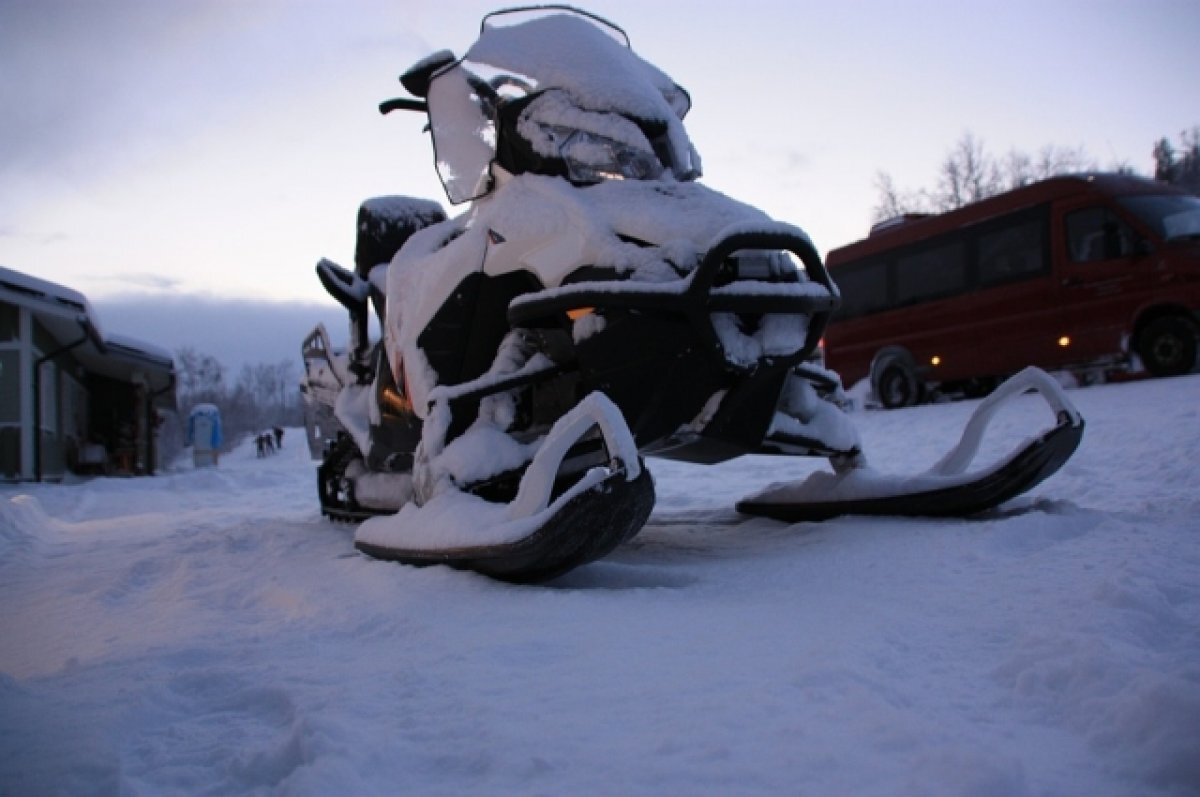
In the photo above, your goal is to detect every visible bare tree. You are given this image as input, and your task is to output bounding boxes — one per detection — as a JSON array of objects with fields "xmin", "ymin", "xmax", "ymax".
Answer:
[
  {"xmin": 871, "ymin": 171, "xmax": 929, "ymax": 224},
  {"xmin": 1002, "ymin": 149, "xmax": 1035, "ymax": 188},
  {"xmin": 1153, "ymin": 137, "xmax": 1176, "ymax": 181},
  {"xmin": 932, "ymin": 132, "xmax": 1003, "ymax": 211},
  {"xmin": 175, "ymin": 346, "xmax": 225, "ymax": 405},
  {"xmin": 1154, "ymin": 127, "xmax": 1200, "ymax": 193},
  {"xmin": 234, "ymin": 361, "xmax": 299, "ymax": 425},
  {"xmin": 872, "ymin": 132, "xmax": 1107, "ymax": 223},
  {"xmin": 170, "ymin": 348, "xmax": 304, "ymax": 460},
  {"xmin": 1004, "ymin": 144, "xmax": 1094, "ymax": 189},
  {"xmin": 1033, "ymin": 143, "xmax": 1095, "ymax": 181}
]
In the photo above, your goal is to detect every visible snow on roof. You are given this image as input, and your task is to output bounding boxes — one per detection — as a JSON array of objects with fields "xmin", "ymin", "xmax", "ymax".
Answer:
[
  {"xmin": 0, "ymin": 264, "xmax": 104, "ymax": 338},
  {"xmin": 105, "ymin": 332, "xmax": 175, "ymax": 370},
  {"xmin": 0, "ymin": 265, "xmax": 174, "ymax": 384}
]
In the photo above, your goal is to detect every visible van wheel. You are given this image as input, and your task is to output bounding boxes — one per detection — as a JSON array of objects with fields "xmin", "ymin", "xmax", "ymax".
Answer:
[
  {"xmin": 876, "ymin": 360, "xmax": 921, "ymax": 409},
  {"xmin": 961, "ymin": 377, "xmax": 998, "ymax": 399},
  {"xmin": 1138, "ymin": 316, "xmax": 1198, "ymax": 377}
]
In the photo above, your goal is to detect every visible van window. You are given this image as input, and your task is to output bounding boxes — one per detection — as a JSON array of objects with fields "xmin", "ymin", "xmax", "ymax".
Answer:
[
  {"xmin": 835, "ymin": 260, "xmax": 889, "ymax": 319},
  {"xmin": 895, "ymin": 240, "xmax": 966, "ymax": 305},
  {"xmin": 1065, "ymin": 207, "xmax": 1136, "ymax": 262},
  {"xmin": 978, "ymin": 218, "xmax": 1046, "ymax": 286},
  {"xmin": 1117, "ymin": 194, "xmax": 1200, "ymax": 242}
]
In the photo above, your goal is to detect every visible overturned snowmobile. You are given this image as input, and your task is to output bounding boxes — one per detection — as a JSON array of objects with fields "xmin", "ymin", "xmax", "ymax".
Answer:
[{"xmin": 301, "ymin": 6, "xmax": 1083, "ymax": 582}]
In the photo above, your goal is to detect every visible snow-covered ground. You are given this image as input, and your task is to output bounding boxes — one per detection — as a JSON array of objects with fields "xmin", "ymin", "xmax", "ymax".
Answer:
[{"xmin": 3, "ymin": 376, "xmax": 1198, "ymax": 797}]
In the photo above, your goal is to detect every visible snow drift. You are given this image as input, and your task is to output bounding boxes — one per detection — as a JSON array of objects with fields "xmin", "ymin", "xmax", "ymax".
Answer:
[{"xmin": 2, "ymin": 375, "xmax": 1199, "ymax": 796}]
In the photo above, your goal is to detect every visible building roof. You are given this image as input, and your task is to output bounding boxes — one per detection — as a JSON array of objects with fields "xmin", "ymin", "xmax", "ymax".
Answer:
[{"xmin": 0, "ymin": 266, "xmax": 176, "ymax": 409}]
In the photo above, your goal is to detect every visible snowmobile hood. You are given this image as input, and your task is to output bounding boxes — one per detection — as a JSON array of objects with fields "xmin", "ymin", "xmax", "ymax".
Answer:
[
  {"xmin": 385, "ymin": 172, "xmax": 828, "ymax": 418},
  {"xmin": 427, "ymin": 8, "xmax": 698, "ymax": 204},
  {"xmin": 485, "ymin": 174, "xmax": 812, "ymax": 285}
]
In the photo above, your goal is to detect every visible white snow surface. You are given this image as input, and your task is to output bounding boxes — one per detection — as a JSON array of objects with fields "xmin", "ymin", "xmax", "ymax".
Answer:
[{"xmin": 3, "ymin": 375, "xmax": 1199, "ymax": 796}]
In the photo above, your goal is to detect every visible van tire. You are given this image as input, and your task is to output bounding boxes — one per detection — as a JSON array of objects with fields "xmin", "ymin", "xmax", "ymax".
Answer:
[
  {"xmin": 1138, "ymin": 315, "xmax": 1198, "ymax": 377},
  {"xmin": 961, "ymin": 377, "xmax": 998, "ymax": 399},
  {"xmin": 875, "ymin": 359, "xmax": 921, "ymax": 409}
]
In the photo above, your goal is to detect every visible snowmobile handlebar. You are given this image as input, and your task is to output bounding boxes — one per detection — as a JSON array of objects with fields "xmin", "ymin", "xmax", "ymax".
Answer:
[
  {"xmin": 379, "ymin": 98, "xmax": 429, "ymax": 115},
  {"xmin": 693, "ymin": 229, "xmax": 830, "ymax": 294},
  {"xmin": 688, "ymin": 228, "xmax": 838, "ymax": 370},
  {"xmin": 508, "ymin": 228, "xmax": 840, "ymax": 373}
]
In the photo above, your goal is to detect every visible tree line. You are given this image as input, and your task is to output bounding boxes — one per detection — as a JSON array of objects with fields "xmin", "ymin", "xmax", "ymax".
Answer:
[
  {"xmin": 159, "ymin": 346, "xmax": 306, "ymax": 464},
  {"xmin": 873, "ymin": 127, "xmax": 1200, "ymax": 223},
  {"xmin": 1152, "ymin": 128, "xmax": 1200, "ymax": 192}
]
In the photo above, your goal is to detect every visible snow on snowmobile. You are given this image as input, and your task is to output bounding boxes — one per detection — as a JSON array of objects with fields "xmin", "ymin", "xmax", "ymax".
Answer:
[{"xmin": 300, "ymin": 6, "xmax": 1084, "ymax": 582}]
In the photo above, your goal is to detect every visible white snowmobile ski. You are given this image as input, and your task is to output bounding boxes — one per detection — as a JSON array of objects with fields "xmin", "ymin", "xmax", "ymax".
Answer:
[{"xmin": 737, "ymin": 367, "xmax": 1084, "ymax": 521}]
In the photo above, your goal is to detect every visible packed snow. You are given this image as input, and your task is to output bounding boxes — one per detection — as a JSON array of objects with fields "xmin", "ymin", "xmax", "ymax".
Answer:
[{"xmin": 3, "ymin": 375, "xmax": 1199, "ymax": 796}]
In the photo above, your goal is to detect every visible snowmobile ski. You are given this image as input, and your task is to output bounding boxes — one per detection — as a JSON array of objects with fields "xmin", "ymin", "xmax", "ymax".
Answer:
[
  {"xmin": 353, "ymin": 392, "xmax": 655, "ymax": 583},
  {"xmin": 736, "ymin": 367, "xmax": 1084, "ymax": 522},
  {"xmin": 355, "ymin": 464, "xmax": 654, "ymax": 583}
]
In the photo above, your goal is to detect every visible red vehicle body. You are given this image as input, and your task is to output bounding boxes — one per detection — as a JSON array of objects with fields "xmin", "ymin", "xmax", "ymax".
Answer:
[{"xmin": 823, "ymin": 173, "xmax": 1200, "ymax": 407}]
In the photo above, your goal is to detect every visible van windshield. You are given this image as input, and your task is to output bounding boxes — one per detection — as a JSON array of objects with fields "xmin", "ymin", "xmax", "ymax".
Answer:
[{"xmin": 1117, "ymin": 194, "xmax": 1200, "ymax": 242}]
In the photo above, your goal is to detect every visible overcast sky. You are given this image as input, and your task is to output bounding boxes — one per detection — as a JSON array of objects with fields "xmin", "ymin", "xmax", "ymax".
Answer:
[{"xmin": 2, "ymin": 0, "xmax": 1198, "ymax": 368}]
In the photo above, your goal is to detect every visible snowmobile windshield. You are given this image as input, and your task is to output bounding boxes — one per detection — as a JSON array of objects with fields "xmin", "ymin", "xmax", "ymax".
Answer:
[
  {"xmin": 425, "ymin": 6, "xmax": 699, "ymax": 204},
  {"xmin": 1117, "ymin": 194, "xmax": 1200, "ymax": 242}
]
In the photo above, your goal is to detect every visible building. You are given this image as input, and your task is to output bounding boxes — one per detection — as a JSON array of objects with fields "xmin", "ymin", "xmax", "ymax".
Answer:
[{"xmin": 1, "ymin": 266, "xmax": 177, "ymax": 481}]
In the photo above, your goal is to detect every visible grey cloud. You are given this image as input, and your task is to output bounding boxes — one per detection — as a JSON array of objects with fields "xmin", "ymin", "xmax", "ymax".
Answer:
[
  {"xmin": 90, "ymin": 292, "xmax": 358, "ymax": 376},
  {"xmin": 103, "ymin": 273, "xmax": 184, "ymax": 291}
]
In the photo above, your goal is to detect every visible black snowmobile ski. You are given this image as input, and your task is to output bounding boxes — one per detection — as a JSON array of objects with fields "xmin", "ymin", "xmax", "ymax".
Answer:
[
  {"xmin": 737, "ymin": 416, "xmax": 1082, "ymax": 522},
  {"xmin": 351, "ymin": 392, "xmax": 657, "ymax": 583},
  {"xmin": 355, "ymin": 465, "xmax": 654, "ymax": 583},
  {"xmin": 737, "ymin": 367, "xmax": 1085, "ymax": 522}
]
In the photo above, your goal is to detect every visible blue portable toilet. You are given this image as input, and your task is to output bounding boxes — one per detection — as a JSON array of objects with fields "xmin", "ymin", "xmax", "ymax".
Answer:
[{"xmin": 186, "ymin": 403, "xmax": 223, "ymax": 467}]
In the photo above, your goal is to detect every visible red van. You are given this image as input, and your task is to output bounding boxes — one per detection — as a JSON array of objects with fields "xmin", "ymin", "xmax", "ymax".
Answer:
[{"xmin": 823, "ymin": 173, "xmax": 1200, "ymax": 407}]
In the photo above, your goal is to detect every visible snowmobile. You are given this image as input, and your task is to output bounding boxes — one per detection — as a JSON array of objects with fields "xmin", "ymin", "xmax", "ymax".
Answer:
[{"xmin": 300, "ymin": 6, "xmax": 1084, "ymax": 582}]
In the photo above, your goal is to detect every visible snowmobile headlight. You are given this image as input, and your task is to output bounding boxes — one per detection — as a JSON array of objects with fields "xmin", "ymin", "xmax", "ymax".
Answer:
[{"xmin": 559, "ymin": 130, "xmax": 664, "ymax": 183}]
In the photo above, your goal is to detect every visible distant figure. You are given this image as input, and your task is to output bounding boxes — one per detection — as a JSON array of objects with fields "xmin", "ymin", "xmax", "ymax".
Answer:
[
  {"xmin": 257, "ymin": 432, "xmax": 276, "ymax": 457},
  {"xmin": 272, "ymin": 426, "xmax": 284, "ymax": 449}
]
